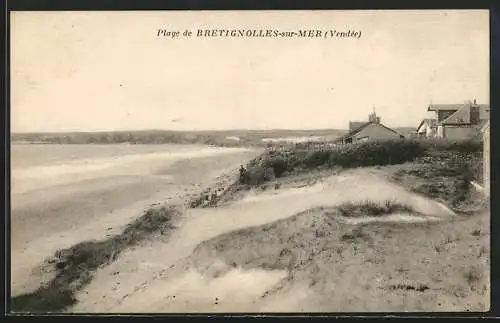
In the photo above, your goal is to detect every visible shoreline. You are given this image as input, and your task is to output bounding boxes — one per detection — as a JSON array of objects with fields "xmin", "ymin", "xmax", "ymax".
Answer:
[
  {"xmin": 10, "ymin": 140, "xmax": 489, "ymax": 313},
  {"xmin": 11, "ymin": 147, "xmax": 261, "ymax": 299}
]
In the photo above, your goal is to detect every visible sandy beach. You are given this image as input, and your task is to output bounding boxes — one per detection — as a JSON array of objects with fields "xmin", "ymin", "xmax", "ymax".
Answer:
[
  {"xmin": 11, "ymin": 146, "xmax": 489, "ymax": 313},
  {"xmin": 10, "ymin": 145, "xmax": 489, "ymax": 313},
  {"xmin": 10, "ymin": 144, "xmax": 261, "ymax": 296}
]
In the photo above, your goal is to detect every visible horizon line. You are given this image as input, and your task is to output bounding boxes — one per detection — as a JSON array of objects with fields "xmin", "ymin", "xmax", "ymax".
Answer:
[{"xmin": 10, "ymin": 125, "xmax": 419, "ymax": 135}]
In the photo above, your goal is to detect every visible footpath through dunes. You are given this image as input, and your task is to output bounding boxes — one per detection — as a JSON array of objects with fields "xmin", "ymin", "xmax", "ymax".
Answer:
[
  {"xmin": 11, "ymin": 146, "xmax": 260, "ymax": 300},
  {"xmin": 68, "ymin": 167, "xmax": 483, "ymax": 313}
]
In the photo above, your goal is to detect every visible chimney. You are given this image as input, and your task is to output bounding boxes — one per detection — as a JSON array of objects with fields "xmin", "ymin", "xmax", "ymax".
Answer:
[
  {"xmin": 470, "ymin": 105, "xmax": 480, "ymax": 124},
  {"xmin": 368, "ymin": 110, "xmax": 380, "ymax": 123},
  {"xmin": 474, "ymin": 98, "xmax": 477, "ymax": 105}
]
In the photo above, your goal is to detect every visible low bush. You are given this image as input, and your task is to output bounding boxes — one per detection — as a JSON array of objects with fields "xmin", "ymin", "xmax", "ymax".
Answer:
[
  {"xmin": 393, "ymin": 157, "xmax": 486, "ymax": 213},
  {"xmin": 335, "ymin": 200, "xmax": 416, "ymax": 218},
  {"xmin": 266, "ymin": 156, "xmax": 288, "ymax": 178},
  {"xmin": 239, "ymin": 138, "xmax": 483, "ymax": 187},
  {"xmin": 416, "ymin": 138, "xmax": 482, "ymax": 153},
  {"xmin": 243, "ymin": 165, "xmax": 268, "ymax": 186},
  {"xmin": 295, "ymin": 139, "xmax": 427, "ymax": 170}
]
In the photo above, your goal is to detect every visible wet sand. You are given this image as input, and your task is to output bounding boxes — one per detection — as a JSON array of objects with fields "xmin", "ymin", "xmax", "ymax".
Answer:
[{"xmin": 10, "ymin": 144, "xmax": 260, "ymax": 296}]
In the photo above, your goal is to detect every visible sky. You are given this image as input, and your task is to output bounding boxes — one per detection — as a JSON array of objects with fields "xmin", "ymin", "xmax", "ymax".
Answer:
[{"xmin": 11, "ymin": 10, "xmax": 489, "ymax": 132}]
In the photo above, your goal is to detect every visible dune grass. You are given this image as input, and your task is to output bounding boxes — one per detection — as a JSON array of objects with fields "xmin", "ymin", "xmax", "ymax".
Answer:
[
  {"xmin": 11, "ymin": 205, "xmax": 181, "ymax": 313},
  {"xmin": 190, "ymin": 200, "xmax": 489, "ymax": 312},
  {"xmin": 335, "ymin": 200, "xmax": 416, "ymax": 218},
  {"xmin": 391, "ymin": 151, "xmax": 487, "ymax": 214}
]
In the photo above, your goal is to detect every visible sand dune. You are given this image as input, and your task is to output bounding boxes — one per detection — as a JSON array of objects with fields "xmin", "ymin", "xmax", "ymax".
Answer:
[
  {"xmin": 11, "ymin": 146, "xmax": 488, "ymax": 313},
  {"xmin": 70, "ymin": 168, "xmax": 460, "ymax": 313}
]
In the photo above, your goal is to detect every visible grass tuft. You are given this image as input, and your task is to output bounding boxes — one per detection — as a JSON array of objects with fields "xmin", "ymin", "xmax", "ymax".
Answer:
[
  {"xmin": 11, "ymin": 206, "xmax": 180, "ymax": 313},
  {"xmin": 335, "ymin": 200, "xmax": 416, "ymax": 218}
]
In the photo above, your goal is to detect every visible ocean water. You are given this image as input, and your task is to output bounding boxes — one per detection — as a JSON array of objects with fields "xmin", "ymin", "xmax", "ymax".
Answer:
[{"xmin": 10, "ymin": 144, "xmax": 247, "ymax": 194}]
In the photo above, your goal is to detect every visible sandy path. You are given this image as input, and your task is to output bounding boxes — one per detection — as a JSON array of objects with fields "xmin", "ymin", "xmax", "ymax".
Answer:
[
  {"xmin": 71, "ymin": 168, "xmax": 456, "ymax": 313},
  {"xmin": 11, "ymin": 147, "xmax": 260, "ymax": 297}
]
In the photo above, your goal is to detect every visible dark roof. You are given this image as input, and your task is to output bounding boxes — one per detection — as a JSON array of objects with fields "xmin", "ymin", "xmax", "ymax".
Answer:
[
  {"xmin": 428, "ymin": 102, "xmax": 489, "ymax": 112},
  {"xmin": 427, "ymin": 104, "xmax": 462, "ymax": 112},
  {"xmin": 440, "ymin": 104, "xmax": 471, "ymax": 125},
  {"xmin": 340, "ymin": 121, "xmax": 403, "ymax": 140},
  {"xmin": 439, "ymin": 103, "xmax": 489, "ymax": 125},
  {"xmin": 349, "ymin": 121, "xmax": 366, "ymax": 131}
]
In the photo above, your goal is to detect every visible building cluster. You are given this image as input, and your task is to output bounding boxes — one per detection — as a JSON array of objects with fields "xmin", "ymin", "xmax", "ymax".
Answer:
[
  {"xmin": 414, "ymin": 99, "xmax": 490, "ymax": 196},
  {"xmin": 415, "ymin": 99, "xmax": 490, "ymax": 140},
  {"xmin": 334, "ymin": 99, "xmax": 490, "ymax": 145},
  {"xmin": 333, "ymin": 99, "xmax": 490, "ymax": 196}
]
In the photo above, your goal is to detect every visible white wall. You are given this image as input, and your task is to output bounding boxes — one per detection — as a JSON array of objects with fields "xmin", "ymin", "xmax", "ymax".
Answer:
[
  {"xmin": 437, "ymin": 125, "xmax": 444, "ymax": 138},
  {"xmin": 444, "ymin": 125, "xmax": 478, "ymax": 140},
  {"xmin": 426, "ymin": 126, "xmax": 435, "ymax": 137}
]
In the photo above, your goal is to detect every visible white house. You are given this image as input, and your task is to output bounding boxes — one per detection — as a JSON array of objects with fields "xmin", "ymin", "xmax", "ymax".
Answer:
[
  {"xmin": 416, "ymin": 119, "xmax": 437, "ymax": 138},
  {"xmin": 425, "ymin": 100, "xmax": 489, "ymax": 140}
]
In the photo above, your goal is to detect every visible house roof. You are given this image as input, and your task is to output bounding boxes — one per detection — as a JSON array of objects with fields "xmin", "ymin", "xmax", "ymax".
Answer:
[
  {"xmin": 428, "ymin": 101, "xmax": 489, "ymax": 114},
  {"xmin": 416, "ymin": 118, "xmax": 437, "ymax": 131},
  {"xmin": 427, "ymin": 104, "xmax": 463, "ymax": 112},
  {"xmin": 349, "ymin": 121, "xmax": 366, "ymax": 131},
  {"xmin": 440, "ymin": 104, "xmax": 471, "ymax": 125},
  {"xmin": 430, "ymin": 101, "xmax": 490, "ymax": 125},
  {"xmin": 339, "ymin": 121, "xmax": 403, "ymax": 140}
]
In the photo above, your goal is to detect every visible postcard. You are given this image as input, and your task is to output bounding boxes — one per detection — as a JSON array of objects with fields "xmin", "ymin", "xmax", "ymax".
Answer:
[{"xmin": 10, "ymin": 10, "xmax": 490, "ymax": 314}]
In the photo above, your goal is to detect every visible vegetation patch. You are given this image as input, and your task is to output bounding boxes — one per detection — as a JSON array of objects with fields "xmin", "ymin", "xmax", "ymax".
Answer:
[
  {"xmin": 11, "ymin": 206, "xmax": 181, "ymax": 313},
  {"xmin": 387, "ymin": 283, "xmax": 430, "ymax": 293},
  {"xmin": 190, "ymin": 138, "xmax": 485, "ymax": 211},
  {"xmin": 391, "ymin": 150, "xmax": 487, "ymax": 214},
  {"xmin": 335, "ymin": 200, "xmax": 416, "ymax": 218},
  {"xmin": 189, "ymin": 201, "xmax": 489, "ymax": 311},
  {"xmin": 235, "ymin": 138, "xmax": 482, "ymax": 187},
  {"xmin": 188, "ymin": 182, "xmax": 250, "ymax": 209}
]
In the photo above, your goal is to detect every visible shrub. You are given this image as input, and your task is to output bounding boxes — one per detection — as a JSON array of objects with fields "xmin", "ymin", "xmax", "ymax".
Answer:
[
  {"xmin": 335, "ymin": 200, "xmax": 416, "ymax": 218},
  {"xmin": 263, "ymin": 156, "xmax": 289, "ymax": 178},
  {"xmin": 416, "ymin": 138, "xmax": 482, "ymax": 153},
  {"xmin": 298, "ymin": 139, "xmax": 480, "ymax": 171},
  {"xmin": 11, "ymin": 288, "xmax": 77, "ymax": 313},
  {"xmin": 303, "ymin": 150, "xmax": 331, "ymax": 168},
  {"xmin": 238, "ymin": 138, "xmax": 483, "ymax": 187},
  {"xmin": 243, "ymin": 166, "xmax": 267, "ymax": 186},
  {"xmin": 393, "ymin": 153, "xmax": 486, "ymax": 213},
  {"xmin": 324, "ymin": 140, "xmax": 427, "ymax": 169}
]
